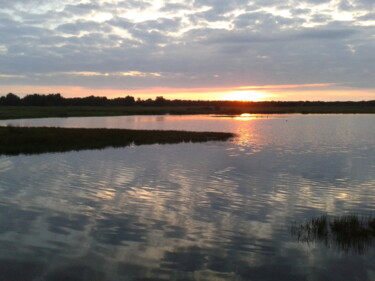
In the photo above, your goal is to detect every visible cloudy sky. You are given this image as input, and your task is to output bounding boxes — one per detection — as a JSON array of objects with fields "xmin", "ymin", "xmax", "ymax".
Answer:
[{"xmin": 0, "ymin": 0, "xmax": 374, "ymax": 101}]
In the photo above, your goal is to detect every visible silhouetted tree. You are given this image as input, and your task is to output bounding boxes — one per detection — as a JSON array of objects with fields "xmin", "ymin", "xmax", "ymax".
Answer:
[
  {"xmin": 23, "ymin": 94, "xmax": 43, "ymax": 106},
  {"xmin": 155, "ymin": 96, "xmax": 166, "ymax": 106},
  {"xmin": 45, "ymin": 93, "xmax": 64, "ymax": 106},
  {"xmin": 2, "ymin": 93, "xmax": 21, "ymax": 105},
  {"xmin": 22, "ymin": 93, "xmax": 64, "ymax": 106},
  {"xmin": 112, "ymin": 95, "xmax": 135, "ymax": 106},
  {"xmin": 2, "ymin": 92, "xmax": 375, "ymax": 109}
]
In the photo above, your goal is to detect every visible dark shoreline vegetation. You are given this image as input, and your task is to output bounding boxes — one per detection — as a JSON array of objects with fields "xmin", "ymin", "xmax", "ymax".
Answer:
[
  {"xmin": 2, "ymin": 93, "xmax": 375, "ymax": 120},
  {"xmin": 0, "ymin": 126, "xmax": 234, "ymax": 156},
  {"xmin": 291, "ymin": 215, "xmax": 375, "ymax": 254}
]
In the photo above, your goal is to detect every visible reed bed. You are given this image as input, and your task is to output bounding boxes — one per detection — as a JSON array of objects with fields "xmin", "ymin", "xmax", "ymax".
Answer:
[
  {"xmin": 291, "ymin": 214, "xmax": 375, "ymax": 254},
  {"xmin": 0, "ymin": 126, "xmax": 234, "ymax": 155},
  {"xmin": 2, "ymin": 104, "xmax": 375, "ymax": 120}
]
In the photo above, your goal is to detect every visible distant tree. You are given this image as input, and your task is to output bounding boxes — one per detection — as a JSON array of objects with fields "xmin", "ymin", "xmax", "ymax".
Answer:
[
  {"xmin": 23, "ymin": 94, "xmax": 44, "ymax": 106},
  {"xmin": 112, "ymin": 95, "xmax": 135, "ymax": 106},
  {"xmin": 22, "ymin": 93, "xmax": 64, "ymax": 106},
  {"xmin": 123, "ymin": 95, "xmax": 135, "ymax": 106},
  {"xmin": 80, "ymin": 95, "xmax": 108, "ymax": 106},
  {"xmin": 45, "ymin": 93, "xmax": 64, "ymax": 106},
  {"xmin": 144, "ymin": 98, "xmax": 153, "ymax": 106},
  {"xmin": 3, "ymin": 92, "xmax": 375, "ymax": 109},
  {"xmin": 155, "ymin": 96, "xmax": 166, "ymax": 106},
  {"xmin": 2, "ymin": 93, "xmax": 21, "ymax": 105}
]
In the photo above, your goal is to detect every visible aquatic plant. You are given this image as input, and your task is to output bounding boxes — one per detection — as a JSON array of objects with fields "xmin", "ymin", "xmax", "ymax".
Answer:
[
  {"xmin": 0, "ymin": 126, "xmax": 234, "ymax": 156},
  {"xmin": 291, "ymin": 214, "xmax": 375, "ymax": 254}
]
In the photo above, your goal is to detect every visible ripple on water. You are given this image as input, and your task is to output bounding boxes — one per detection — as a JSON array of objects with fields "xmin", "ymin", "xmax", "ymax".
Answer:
[
  {"xmin": 0, "ymin": 157, "xmax": 14, "ymax": 174},
  {"xmin": 1, "ymin": 115, "xmax": 375, "ymax": 280}
]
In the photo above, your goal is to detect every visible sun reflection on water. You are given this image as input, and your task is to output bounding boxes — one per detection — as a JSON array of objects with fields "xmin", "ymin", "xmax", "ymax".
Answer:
[
  {"xmin": 1, "ymin": 115, "xmax": 375, "ymax": 280},
  {"xmin": 234, "ymin": 113, "xmax": 258, "ymax": 120}
]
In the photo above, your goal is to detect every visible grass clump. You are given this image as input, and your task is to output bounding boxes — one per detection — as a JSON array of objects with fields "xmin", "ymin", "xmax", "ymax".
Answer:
[
  {"xmin": 0, "ymin": 126, "xmax": 234, "ymax": 156},
  {"xmin": 291, "ymin": 214, "xmax": 375, "ymax": 254}
]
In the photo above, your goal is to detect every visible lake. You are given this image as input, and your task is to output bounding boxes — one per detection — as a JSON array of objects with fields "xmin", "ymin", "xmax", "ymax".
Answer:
[{"xmin": 0, "ymin": 114, "xmax": 375, "ymax": 281}]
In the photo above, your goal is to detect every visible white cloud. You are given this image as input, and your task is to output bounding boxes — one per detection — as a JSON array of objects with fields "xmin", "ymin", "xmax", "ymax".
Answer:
[
  {"xmin": 0, "ymin": 74, "xmax": 26, "ymax": 78},
  {"xmin": 0, "ymin": 0, "xmax": 374, "ymax": 93},
  {"xmin": 0, "ymin": 45, "xmax": 7, "ymax": 54}
]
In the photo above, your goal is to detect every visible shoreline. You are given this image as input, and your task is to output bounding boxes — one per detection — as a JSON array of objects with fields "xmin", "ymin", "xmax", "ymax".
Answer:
[{"xmin": 2, "ymin": 104, "xmax": 375, "ymax": 120}]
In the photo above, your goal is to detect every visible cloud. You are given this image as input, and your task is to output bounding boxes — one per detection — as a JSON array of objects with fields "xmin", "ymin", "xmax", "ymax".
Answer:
[
  {"xmin": 161, "ymin": 3, "xmax": 190, "ymax": 12},
  {"xmin": 358, "ymin": 13, "xmax": 375, "ymax": 21},
  {"xmin": 64, "ymin": 3, "xmax": 101, "ymax": 15},
  {"xmin": 234, "ymin": 12, "xmax": 301, "ymax": 29},
  {"xmin": 54, "ymin": 71, "xmax": 163, "ymax": 78},
  {"xmin": 294, "ymin": 28, "xmax": 358, "ymax": 39},
  {"xmin": 0, "ymin": 74, "xmax": 26, "ymax": 78},
  {"xmin": 134, "ymin": 18, "xmax": 182, "ymax": 32},
  {"xmin": 0, "ymin": 0, "xmax": 374, "ymax": 96},
  {"xmin": 108, "ymin": 17, "xmax": 134, "ymax": 29},
  {"xmin": 56, "ymin": 21, "xmax": 108, "ymax": 35},
  {"xmin": 340, "ymin": 0, "xmax": 375, "ymax": 10}
]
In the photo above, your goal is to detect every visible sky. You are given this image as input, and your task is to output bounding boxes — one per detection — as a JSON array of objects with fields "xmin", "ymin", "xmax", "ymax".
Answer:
[{"xmin": 0, "ymin": 0, "xmax": 374, "ymax": 101}]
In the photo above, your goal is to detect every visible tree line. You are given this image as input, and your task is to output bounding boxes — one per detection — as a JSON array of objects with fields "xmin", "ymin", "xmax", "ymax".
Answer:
[
  {"xmin": 1, "ymin": 92, "xmax": 375, "ymax": 107},
  {"xmin": 0, "ymin": 93, "xmax": 205, "ymax": 106}
]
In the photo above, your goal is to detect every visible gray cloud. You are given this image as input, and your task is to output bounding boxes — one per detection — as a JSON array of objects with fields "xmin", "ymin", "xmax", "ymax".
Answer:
[
  {"xmin": 0, "ymin": 0, "xmax": 374, "ymax": 93},
  {"xmin": 194, "ymin": 0, "xmax": 251, "ymax": 14},
  {"xmin": 234, "ymin": 12, "xmax": 303, "ymax": 30},
  {"xmin": 350, "ymin": 0, "xmax": 375, "ymax": 8},
  {"xmin": 108, "ymin": 17, "xmax": 134, "ymax": 29},
  {"xmin": 295, "ymin": 28, "xmax": 358, "ymax": 39},
  {"xmin": 358, "ymin": 13, "xmax": 375, "ymax": 21},
  {"xmin": 161, "ymin": 3, "xmax": 191, "ymax": 12},
  {"xmin": 339, "ymin": 0, "xmax": 375, "ymax": 10},
  {"xmin": 303, "ymin": 0, "xmax": 331, "ymax": 3},
  {"xmin": 56, "ymin": 21, "xmax": 109, "ymax": 35},
  {"xmin": 134, "ymin": 18, "xmax": 182, "ymax": 32},
  {"xmin": 64, "ymin": 3, "xmax": 101, "ymax": 14}
]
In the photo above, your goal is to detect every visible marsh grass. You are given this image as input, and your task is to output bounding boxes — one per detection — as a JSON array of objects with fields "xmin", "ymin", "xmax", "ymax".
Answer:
[
  {"xmin": 2, "ymin": 104, "xmax": 375, "ymax": 120},
  {"xmin": 0, "ymin": 106, "xmax": 217, "ymax": 120},
  {"xmin": 291, "ymin": 214, "xmax": 375, "ymax": 254},
  {"xmin": 0, "ymin": 126, "xmax": 234, "ymax": 156}
]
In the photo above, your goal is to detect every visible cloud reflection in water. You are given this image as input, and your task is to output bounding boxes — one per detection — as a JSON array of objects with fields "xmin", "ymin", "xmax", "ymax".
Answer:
[{"xmin": 0, "ymin": 115, "xmax": 375, "ymax": 280}]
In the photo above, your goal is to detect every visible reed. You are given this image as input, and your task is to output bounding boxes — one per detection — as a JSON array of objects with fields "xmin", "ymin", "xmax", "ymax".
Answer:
[
  {"xmin": 291, "ymin": 214, "xmax": 375, "ymax": 254},
  {"xmin": 0, "ymin": 126, "xmax": 234, "ymax": 155},
  {"xmin": 2, "ymin": 104, "xmax": 375, "ymax": 120}
]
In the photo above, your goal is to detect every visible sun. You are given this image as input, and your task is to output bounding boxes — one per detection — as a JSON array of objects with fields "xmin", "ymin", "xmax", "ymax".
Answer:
[{"xmin": 220, "ymin": 90, "xmax": 268, "ymax": 101}]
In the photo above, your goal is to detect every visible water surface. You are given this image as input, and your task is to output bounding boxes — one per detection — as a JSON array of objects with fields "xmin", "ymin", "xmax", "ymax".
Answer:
[{"xmin": 0, "ymin": 114, "xmax": 375, "ymax": 280}]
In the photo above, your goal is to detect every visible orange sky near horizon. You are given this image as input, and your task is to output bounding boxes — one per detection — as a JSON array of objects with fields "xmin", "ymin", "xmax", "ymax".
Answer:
[
  {"xmin": 1, "ymin": 0, "xmax": 374, "ymax": 103},
  {"xmin": 0, "ymin": 84, "xmax": 374, "ymax": 102}
]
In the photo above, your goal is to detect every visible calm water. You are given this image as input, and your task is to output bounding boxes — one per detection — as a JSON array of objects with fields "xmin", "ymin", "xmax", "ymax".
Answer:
[{"xmin": 1, "ymin": 114, "xmax": 375, "ymax": 281}]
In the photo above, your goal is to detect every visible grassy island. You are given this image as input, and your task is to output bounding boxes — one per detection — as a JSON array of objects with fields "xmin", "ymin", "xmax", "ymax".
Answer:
[{"xmin": 0, "ymin": 126, "xmax": 234, "ymax": 156}]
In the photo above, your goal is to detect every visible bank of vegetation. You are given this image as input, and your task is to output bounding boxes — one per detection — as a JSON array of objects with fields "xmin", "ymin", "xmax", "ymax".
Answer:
[
  {"xmin": 292, "ymin": 214, "xmax": 375, "ymax": 254},
  {"xmin": 0, "ymin": 126, "xmax": 234, "ymax": 155},
  {"xmin": 1, "ymin": 93, "xmax": 375, "ymax": 120}
]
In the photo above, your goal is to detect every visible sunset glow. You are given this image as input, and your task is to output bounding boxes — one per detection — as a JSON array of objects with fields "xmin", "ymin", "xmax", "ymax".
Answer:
[
  {"xmin": 220, "ymin": 90, "xmax": 269, "ymax": 101},
  {"xmin": 0, "ymin": 0, "xmax": 373, "ymax": 101},
  {"xmin": 2, "ymin": 0, "xmax": 375, "ymax": 280},
  {"xmin": 1, "ymin": 84, "xmax": 375, "ymax": 102}
]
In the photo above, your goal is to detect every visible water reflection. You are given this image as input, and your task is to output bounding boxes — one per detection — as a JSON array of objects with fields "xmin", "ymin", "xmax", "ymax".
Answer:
[
  {"xmin": 0, "ymin": 115, "xmax": 375, "ymax": 280},
  {"xmin": 292, "ymin": 215, "xmax": 375, "ymax": 254},
  {"xmin": 217, "ymin": 113, "xmax": 261, "ymax": 121}
]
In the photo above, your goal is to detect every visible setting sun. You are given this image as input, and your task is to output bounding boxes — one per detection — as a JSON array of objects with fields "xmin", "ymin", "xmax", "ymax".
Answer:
[{"xmin": 220, "ymin": 90, "xmax": 268, "ymax": 101}]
